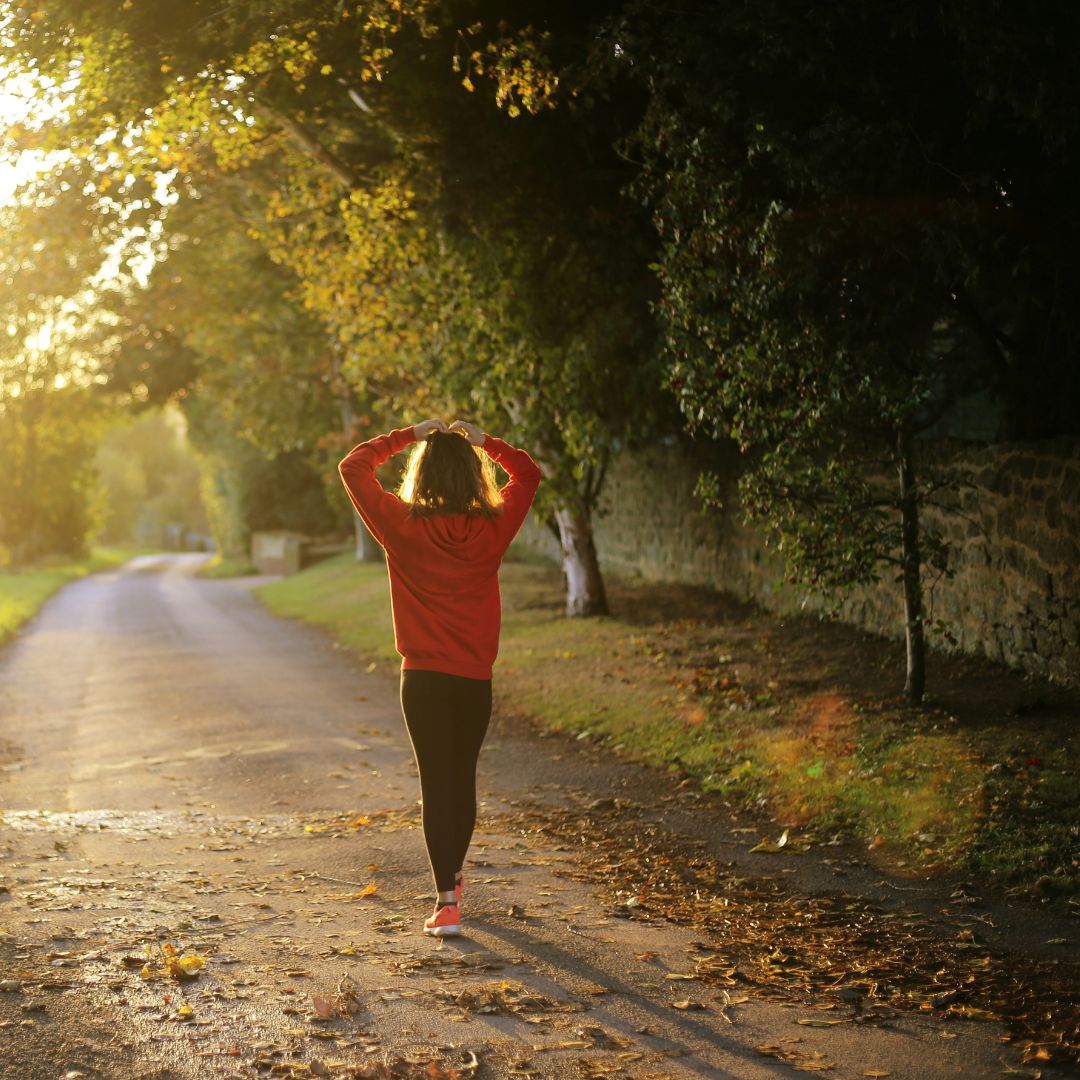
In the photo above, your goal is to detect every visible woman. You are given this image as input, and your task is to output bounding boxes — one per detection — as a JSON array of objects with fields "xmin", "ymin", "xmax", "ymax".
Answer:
[{"xmin": 338, "ymin": 418, "xmax": 541, "ymax": 936}]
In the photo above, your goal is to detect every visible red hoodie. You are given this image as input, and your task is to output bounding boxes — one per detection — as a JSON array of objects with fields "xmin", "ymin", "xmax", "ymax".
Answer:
[{"xmin": 338, "ymin": 427, "xmax": 542, "ymax": 680}]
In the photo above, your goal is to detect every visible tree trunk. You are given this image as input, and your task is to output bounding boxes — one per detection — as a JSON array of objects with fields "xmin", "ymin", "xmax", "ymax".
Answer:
[
  {"xmin": 352, "ymin": 509, "xmax": 382, "ymax": 562},
  {"xmin": 553, "ymin": 505, "xmax": 608, "ymax": 617},
  {"xmin": 897, "ymin": 428, "xmax": 926, "ymax": 704}
]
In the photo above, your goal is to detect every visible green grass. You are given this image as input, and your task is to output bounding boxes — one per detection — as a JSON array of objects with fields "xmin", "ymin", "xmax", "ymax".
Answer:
[
  {"xmin": 255, "ymin": 552, "xmax": 1079, "ymax": 898},
  {"xmin": 964, "ymin": 728, "xmax": 1080, "ymax": 897},
  {"xmin": 196, "ymin": 554, "xmax": 259, "ymax": 579},
  {"xmin": 0, "ymin": 546, "xmax": 146, "ymax": 646}
]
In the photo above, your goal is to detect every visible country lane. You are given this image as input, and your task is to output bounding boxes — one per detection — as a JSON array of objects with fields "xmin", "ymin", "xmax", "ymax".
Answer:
[{"xmin": 0, "ymin": 554, "xmax": 1066, "ymax": 1080}]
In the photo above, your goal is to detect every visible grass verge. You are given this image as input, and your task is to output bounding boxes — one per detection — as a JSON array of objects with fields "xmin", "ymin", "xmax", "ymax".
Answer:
[
  {"xmin": 0, "ymin": 547, "xmax": 146, "ymax": 646},
  {"xmin": 256, "ymin": 551, "xmax": 1079, "ymax": 901},
  {"xmin": 196, "ymin": 554, "xmax": 259, "ymax": 579}
]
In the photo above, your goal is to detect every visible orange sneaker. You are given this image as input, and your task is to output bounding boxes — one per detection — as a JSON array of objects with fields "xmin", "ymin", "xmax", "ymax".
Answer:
[{"xmin": 423, "ymin": 903, "xmax": 462, "ymax": 937}]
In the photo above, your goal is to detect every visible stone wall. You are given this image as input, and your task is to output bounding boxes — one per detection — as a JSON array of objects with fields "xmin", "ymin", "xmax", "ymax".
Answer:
[{"xmin": 518, "ymin": 438, "xmax": 1080, "ymax": 685}]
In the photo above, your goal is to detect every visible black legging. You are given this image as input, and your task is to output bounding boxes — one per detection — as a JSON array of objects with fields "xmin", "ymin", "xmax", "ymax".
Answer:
[{"xmin": 399, "ymin": 669, "xmax": 492, "ymax": 893}]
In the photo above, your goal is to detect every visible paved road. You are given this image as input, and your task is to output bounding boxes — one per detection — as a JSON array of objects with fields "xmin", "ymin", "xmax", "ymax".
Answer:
[{"xmin": 0, "ymin": 555, "xmax": 1070, "ymax": 1079}]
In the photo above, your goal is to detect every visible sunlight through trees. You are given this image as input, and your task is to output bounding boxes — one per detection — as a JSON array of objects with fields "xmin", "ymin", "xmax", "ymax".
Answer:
[{"xmin": 2, "ymin": 2, "xmax": 1078, "ymax": 697}]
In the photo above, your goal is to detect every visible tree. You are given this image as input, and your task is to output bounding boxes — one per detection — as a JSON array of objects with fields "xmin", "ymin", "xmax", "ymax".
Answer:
[
  {"xmin": 244, "ymin": 3, "xmax": 664, "ymax": 613},
  {"xmin": 0, "ymin": 374, "xmax": 104, "ymax": 564},
  {"xmin": 94, "ymin": 406, "xmax": 207, "ymax": 547},
  {"xmin": 609, "ymin": 0, "xmax": 1080, "ymax": 701},
  {"xmin": 3, "ymin": 0, "xmax": 668, "ymax": 615},
  {"xmin": 0, "ymin": 159, "xmax": 144, "ymax": 562},
  {"xmin": 103, "ymin": 181, "xmax": 356, "ymax": 558}
]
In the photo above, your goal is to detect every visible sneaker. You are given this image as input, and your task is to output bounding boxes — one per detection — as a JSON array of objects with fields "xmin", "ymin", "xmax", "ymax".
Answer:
[{"xmin": 423, "ymin": 903, "xmax": 462, "ymax": 937}]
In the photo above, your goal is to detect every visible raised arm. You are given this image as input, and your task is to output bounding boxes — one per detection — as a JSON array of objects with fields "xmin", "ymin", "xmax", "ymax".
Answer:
[
  {"xmin": 482, "ymin": 435, "xmax": 543, "ymax": 549},
  {"xmin": 337, "ymin": 426, "xmax": 420, "ymax": 545},
  {"xmin": 447, "ymin": 420, "xmax": 542, "ymax": 548}
]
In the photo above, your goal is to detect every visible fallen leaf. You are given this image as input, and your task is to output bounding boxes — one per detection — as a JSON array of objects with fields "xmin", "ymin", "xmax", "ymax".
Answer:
[
  {"xmin": 169, "ymin": 954, "xmax": 206, "ymax": 978},
  {"xmin": 750, "ymin": 831, "xmax": 787, "ymax": 853}
]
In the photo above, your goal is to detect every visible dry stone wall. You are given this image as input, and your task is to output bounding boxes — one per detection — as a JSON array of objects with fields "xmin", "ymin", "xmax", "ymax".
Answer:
[{"xmin": 517, "ymin": 438, "xmax": 1080, "ymax": 685}]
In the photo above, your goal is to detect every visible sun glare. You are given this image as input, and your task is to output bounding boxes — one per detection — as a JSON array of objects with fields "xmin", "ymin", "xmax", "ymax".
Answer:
[{"xmin": 1, "ymin": 66, "xmax": 65, "ymax": 204}]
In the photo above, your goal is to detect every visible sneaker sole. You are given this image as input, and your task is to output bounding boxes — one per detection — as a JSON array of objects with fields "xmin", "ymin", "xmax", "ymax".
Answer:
[{"xmin": 423, "ymin": 923, "xmax": 462, "ymax": 937}]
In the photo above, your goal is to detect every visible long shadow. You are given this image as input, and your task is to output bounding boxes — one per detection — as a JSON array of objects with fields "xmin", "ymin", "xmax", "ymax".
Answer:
[{"xmin": 433, "ymin": 913, "xmax": 796, "ymax": 1080}]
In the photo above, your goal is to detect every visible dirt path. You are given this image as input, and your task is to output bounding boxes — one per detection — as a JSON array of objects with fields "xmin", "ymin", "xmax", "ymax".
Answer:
[{"xmin": 0, "ymin": 555, "xmax": 1072, "ymax": 1079}]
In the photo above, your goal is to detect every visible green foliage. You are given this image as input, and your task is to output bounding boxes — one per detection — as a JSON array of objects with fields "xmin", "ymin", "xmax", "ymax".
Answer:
[
  {"xmin": 82, "ymin": 154, "xmax": 366, "ymax": 556},
  {"xmin": 0, "ymin": 158, "xmax": 143, "ymax": 564},
  {"xmin": 595, "ymin": 2, "xmax": 1078, "ymax": 675},
  {"xmin": 614, "ymin": 7, "xmax": 948, "ymax": 544},
  {"xmin": 192, "ymin": 427, "xmax": 260, "ymax": 561},
  {"xmin": 94, "ymin": 406, "xmax": 207, "ymax": 546},
  {"xmin": 0, "ymin": 384, "xmax": 104, "ymax": 565},
  {"xmin": 1, "ymin": 0, "xmax": 669, "ymax": 611},
  {"xmin": 10, "ymin": 0, "xmax": 1077, "ymax": 639},
  {"xmin": 185, "ymin": 397, "xmax": 340, "ymax": 559}
]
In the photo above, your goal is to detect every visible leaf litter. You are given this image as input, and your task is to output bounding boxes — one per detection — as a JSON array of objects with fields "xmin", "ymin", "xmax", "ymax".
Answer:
[
  {"xmin": 245, "ymin": 1050, "xmax": 480, "ymax": 1079},
  {"xmin": 491, "ymin": 800, "xmax": 1080, "ymax": 1068},
  {"xmin": 3, "ymin": 772, "xmax": 1073, "ymax": 1077},
  {"xmin": 433, "ymin": 980, "xmax": 585, "ymax": 1019}
]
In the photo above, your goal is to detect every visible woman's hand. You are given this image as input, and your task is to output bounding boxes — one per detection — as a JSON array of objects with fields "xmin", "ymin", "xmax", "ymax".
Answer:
[
  {"xmin": 413, "ymin": 418, "xmax": 449, "ymax": 439},
  {"xmin": 449, "ymin": 419, "xmax": 485, "ymax": 446}
]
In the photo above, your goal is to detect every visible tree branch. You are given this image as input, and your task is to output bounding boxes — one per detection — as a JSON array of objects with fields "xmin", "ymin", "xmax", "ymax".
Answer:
[{"xmin": 254, "ymin": 101, "xmax": 361, "ymax": 191}]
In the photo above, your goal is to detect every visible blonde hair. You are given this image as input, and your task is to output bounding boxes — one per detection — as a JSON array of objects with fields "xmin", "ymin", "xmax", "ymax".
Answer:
[{"xmin": 397, "ymin": 430, "xmax": 503, "ymax": 517}]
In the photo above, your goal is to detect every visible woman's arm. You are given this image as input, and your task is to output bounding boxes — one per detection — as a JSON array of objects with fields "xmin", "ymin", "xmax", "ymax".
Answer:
[
  {"xmin": 338, "ymin": 420, "xmax": 445, "ymax": 544},
  {"xmin": 451, "ymin": 421, "xmax": 541, "ymax": 549}
]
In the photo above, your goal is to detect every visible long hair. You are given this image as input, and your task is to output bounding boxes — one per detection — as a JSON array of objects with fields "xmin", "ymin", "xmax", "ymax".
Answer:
[{"xmin": 397, "ymin": 430, "xmax": 503, "ymax": 517}]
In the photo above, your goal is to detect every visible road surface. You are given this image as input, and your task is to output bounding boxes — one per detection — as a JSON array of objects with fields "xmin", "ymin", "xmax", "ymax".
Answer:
[{"xmin": 0, "ymin": 554, "xmax": 1072, "ymax": 1079}]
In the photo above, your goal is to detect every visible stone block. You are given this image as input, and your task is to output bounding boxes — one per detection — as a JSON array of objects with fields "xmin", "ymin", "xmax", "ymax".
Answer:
[
  {"xmin": 1043, "ymin": 494, "xmax": 1063, "ymax": 530},
  {"xmin": 1006, "ymin": 455, "xmax": 1037, "ymax": 480},
  {"xmin": 1060, "ymin": 468, "xmax": 1080, "ymax": 510},
  {"xmin": 1034, "ymin": 530, "xmax": 1072, "ymax": 569}
]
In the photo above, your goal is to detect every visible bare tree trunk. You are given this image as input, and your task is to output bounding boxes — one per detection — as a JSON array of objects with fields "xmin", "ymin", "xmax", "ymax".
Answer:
[
  {"xmin": 351, "ymin": 509, "xmax": 382, "ymax": 562},
  {"xmin": 553, "ymin": 505, "xmax": 608, "ymax": 617},
  {"xmin": 898, "ymin": 428, "xmax": 925, "ymax": 704}
]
